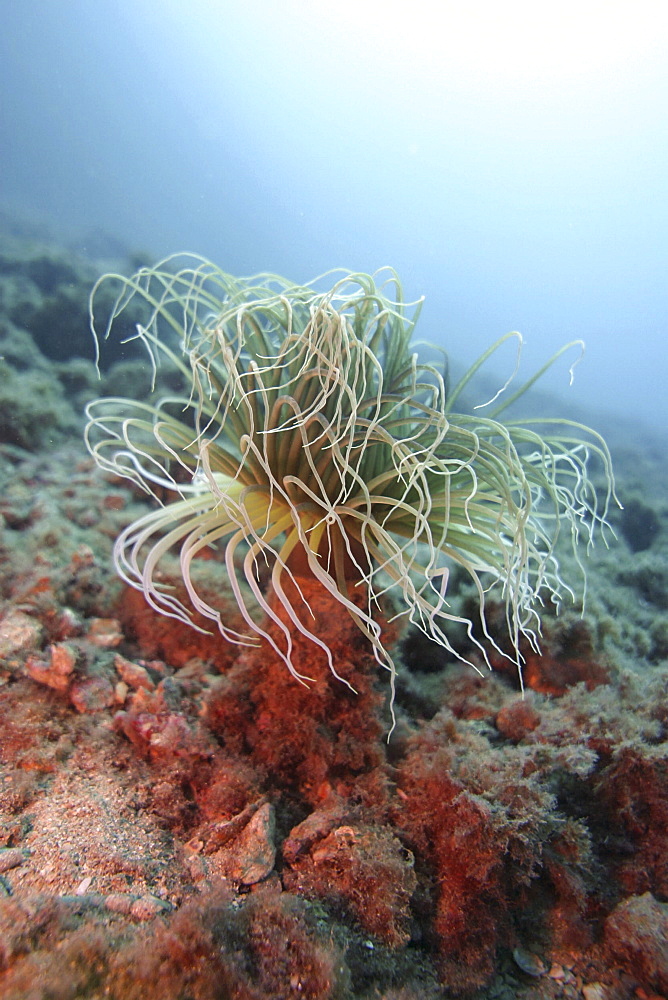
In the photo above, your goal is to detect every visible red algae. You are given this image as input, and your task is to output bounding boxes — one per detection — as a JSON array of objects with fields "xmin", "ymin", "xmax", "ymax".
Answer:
[
  {"xmin": 283, "ymin": 821, "xmax": 416, "ymax": 947},
  {"xmin": 2, "ymin": 427, "xmax": 668, "ymax": 997},
  {"xmin": 495, "ymin": 696, "xmax": 542, "ymax": 741},
  {"xmin": 595, "ymin": 744, "xmax": 668, "ymax": 896},
  {"xmin": 604, "ymin": 893, "xmax": 668, "ymax": 994},
  {"xmin": 393, "ymin": 709, "xmax": 555, "ymax": 994},
  {"xmin": 476, "ymin": 603, "xmax": 613, "ymax": 696},
  {"xmin": 117, "ymin": 576, "xmax": 242, "ymax": 671},
  {"xmin": 204, "ymin": 575, "xmax": 392, "ymax": 810},
  {"xmin": 522, "ymin": 650, "xmax": 611, "ymax": 696},
  {"xmin": 0, "ymin": 886, "xmax": 350, "ymax": 1000}
]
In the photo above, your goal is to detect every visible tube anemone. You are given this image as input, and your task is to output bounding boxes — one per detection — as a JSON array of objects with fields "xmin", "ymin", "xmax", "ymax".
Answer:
[{"xmin": 86, "ymin": 255, "xmax": 617, "ymax": 718}]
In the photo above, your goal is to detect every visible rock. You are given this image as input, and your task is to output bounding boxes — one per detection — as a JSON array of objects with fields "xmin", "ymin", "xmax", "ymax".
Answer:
[
  {"xmin": 604, "ymin": 892, "xmax": 668, "ymax": 992},
  {"xmin": 87, "ymin": 618, "xmax": 123, "ymax": 647},
  {"xmin": 232, "ymin": 802, "xmax": 276, "ymax": 885},
  {"xmin": 512, "ymin": 946, "xmax": 546, "ymax": 976},
  {"xmin": 0, "ymin": 611, "xmax": 43, "ymax": 663},
  {"xmin": 25, "ymin": 642, "xmax": 76, "ymax": 691},
  {"xmin": 214, "ymin": 802, "xmax": 276, "ymax": 886},
  {"xmin": 74, "ymin": 876, "xmax": 93, "ymax": 895},
  {"xmin": 284, "ymin": 821, "xmax": 416, "ymax": 947},
  {"xmin": 582, "ymin": 984, "xmax": 608, "ymax": 1000},
  {"xmin": 70, "ymin": 674, "xmax": 115, "ymax": 713},
  {"xmin": 52, "ymin": 607, "xmax": 84, "ymax": 640},
  {"xmin": 114, "ymin": 653, "xmax": 155, "ymax": 691},
  {"xmin": 104, "ymin": 893, "xmax": 135, "ymax": 915},
  {"xmin": 0, "ymin": 848, "xmax": 27, "ymax": 873},
  {"xmin": 129, "ymin": 895, "xmax": 172, "ymax": 921}
]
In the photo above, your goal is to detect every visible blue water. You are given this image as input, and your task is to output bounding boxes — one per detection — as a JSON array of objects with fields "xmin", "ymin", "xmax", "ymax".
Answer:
[{"xmin": 2, "ymin": 0, "xmax": 666, "ymax": 429}]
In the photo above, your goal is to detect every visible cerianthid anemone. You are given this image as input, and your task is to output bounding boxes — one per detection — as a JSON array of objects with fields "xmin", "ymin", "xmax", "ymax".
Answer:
[{"xmin": 86, "ymin": 255, "xmax": 618, "ymax": 728}]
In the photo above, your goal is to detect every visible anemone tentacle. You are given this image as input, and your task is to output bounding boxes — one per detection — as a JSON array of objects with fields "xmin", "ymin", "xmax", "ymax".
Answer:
[{"xmin": 86, "ymin": 256, "xmax": 619, "ymax": 725}]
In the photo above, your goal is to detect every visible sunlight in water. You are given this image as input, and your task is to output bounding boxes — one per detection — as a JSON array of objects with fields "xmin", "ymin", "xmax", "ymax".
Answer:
[{"xmin": 153, "ymin": 0, "xmax": 663, "ymax": 89}]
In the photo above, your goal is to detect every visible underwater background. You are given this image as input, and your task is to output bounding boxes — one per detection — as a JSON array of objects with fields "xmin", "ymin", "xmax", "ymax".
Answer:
[
  {"xmin": 1, "ymin": 4, "xmax": 668, "ymax": 1000},
  {"xmin": 2, "ymin": 0, "xmax": 667, "ymax": 430}
]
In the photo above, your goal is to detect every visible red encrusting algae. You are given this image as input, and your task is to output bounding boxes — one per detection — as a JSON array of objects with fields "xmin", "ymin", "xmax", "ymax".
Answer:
[{"xmin": 1, "ymin": 446, "xmax": 668, "ymax": 997}]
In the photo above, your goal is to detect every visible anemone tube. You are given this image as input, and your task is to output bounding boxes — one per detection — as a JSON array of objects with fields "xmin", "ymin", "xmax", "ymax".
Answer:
[{"xmin": 86, "ymin": 256, "xmax": 618, "ymax": 725}]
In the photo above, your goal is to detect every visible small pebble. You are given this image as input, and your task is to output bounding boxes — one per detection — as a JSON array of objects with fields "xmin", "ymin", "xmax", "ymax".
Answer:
[
  {"xmin": 513, "ymin": 947, "xmax": 546, "ymax": 976},
  {"xmin": 115, "ymin": 680, "xmax": 129, "ymax": 704},
  {"xmin": 102, "ymin": 493, "xmax": 126, "ymax": 511},
  {"xmin": 54, "ymin": 608, "xmax": 84, "ymax": 640},
  {"xmin": 0, "ymin": 847, "xmax": 27, "ymax": 873},
  {"xmin": 70, "ymin": 545, "xmax": 95, "ymax": 569},
  {"xmin": 0, "ymin": 611, "xmax": 43, "ymax": 660},
  {"xmin": 87, "ymin": 618, "xmax": 123, "ymax": 647},
  {"xmin": 70, "ymin": 675, "xmax": 115, "ymax": 713},
  {"xmin": 583, "ymin": 984, "xmax": 607, "ymax": 1000},
  {"xmin": 26, "ymin": 643, "xmax": 76, "ymax": 692},
  {"xmin": 232, "ymin": 802, "xmax": 276, "ymax": 885},
  {"xmin": 104, "ymin": 893, "xmax": 136, "ymax": 915},
  {"xmin": 114, "ymin": 654, "xmax": 155, "ymax": 691},
  {"xmin": 130, "ymin": 895, "xmax": 172, "ymax": 921}
]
